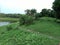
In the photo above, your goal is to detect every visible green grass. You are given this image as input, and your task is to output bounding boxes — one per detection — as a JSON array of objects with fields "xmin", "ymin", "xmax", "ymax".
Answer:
[
  {"xmin": 22, "ymin": 17, "xmax": 60, "ymax": 39},
  {"xmin": 0, "ymin": 17, "xmax": 19, "ymax": 22},
  {"xmin": 0, "ymin": 27, "xmax": 59, "ymax": 45},
  {"xmin": 0, "ymin": 17, "xmax": 60, "ymax": 45}
]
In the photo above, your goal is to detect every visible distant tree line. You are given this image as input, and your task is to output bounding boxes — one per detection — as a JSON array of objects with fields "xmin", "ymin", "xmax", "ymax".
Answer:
[
  {"xmin": 25, "ymin": 9, "xmax": 56, "ymax": 18},
  {"xmin": 19, "ymin": 0, "xmax": 60, "ymax": 25},
  {"xmin": 0, "ymin": 13, "xmax": 21, "ymax": 18}
]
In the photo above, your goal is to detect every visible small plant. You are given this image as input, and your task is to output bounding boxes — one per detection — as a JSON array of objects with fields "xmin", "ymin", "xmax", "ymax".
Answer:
[
  {"xmin": 1, "ymin": 32, "xmax": 4, "ymax": 34},
  {"xmin": 14, "ymin": 25, "xmax": 19, "ymax": 30},
  {"xmin": 7, "ymin": 25, "xmax": 13, "ymax": 31}
]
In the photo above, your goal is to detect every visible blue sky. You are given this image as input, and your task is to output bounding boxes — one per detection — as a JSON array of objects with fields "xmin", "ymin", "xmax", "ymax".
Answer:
[{"xmin": 0, "ymin": 0, "xmax": 54, "ymax": 14}]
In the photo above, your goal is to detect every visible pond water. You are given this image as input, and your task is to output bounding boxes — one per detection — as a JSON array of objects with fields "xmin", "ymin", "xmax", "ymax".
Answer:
[{"xmin": 0, "ymin": 22, "xmax": 10, "ymax": 26}]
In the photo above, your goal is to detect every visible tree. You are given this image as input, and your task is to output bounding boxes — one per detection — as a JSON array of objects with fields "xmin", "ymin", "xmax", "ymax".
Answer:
[
  {"xmin": 47, "ymin": 9, "xmax": 56, "ymax": 17},
  {"xmin": 35, "ymin": 13, "xmax": 42, "ymax": 19},
  {"xmin": 47, "ymin": 9, "xmax": 51, "ymax": 17},
  {"xmin": 40, "ymin": 9, "xmax": 56, "ymax": 17},
  {"xmin": 52, "ymin": 0, "xmax": 60, "ymax": 19},
  {"xmin": 25, "ymin": 9, "xmax": 31, "ymax": 15},
  {"xmin": 40, "ymin": 8, "xmax": 48, "ymax": 16},
  {"xmin": 25, "ymin": 9, "xmax": 37, "ymax": 16},
  {"xmin": 30, "ymin": 9, "xmax": 37, "ymax": 16},
  {"xmin": 50, "ymin": 10, "xmax": 56, "ymax": 18}
]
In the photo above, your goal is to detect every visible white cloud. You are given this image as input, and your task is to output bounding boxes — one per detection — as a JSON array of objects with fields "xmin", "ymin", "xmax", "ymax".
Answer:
[{"xmin": 0, "ymin": 0, "xmax": 54, "ymax": 13}]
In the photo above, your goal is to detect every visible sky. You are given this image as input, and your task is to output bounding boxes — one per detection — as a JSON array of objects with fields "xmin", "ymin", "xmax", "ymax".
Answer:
[{"xmin": 0, "ymin": 0, "xmax": 54, "ymax": 14}]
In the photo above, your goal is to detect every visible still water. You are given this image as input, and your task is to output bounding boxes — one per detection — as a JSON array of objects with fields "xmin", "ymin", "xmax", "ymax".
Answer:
[{"xmin": 0, "ymin": 22, "xmax": 10, "ymax": 26}]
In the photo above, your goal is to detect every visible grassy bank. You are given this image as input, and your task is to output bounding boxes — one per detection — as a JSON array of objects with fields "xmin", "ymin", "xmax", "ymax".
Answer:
[
  {"xmin": 0, "ymin": 23, "xmax": 59, "ymax": 45},
  {"xmin": 22, "ymin": 17, "xmax": 60, "ymax": 39},
  {"xmin": 0, "ymin": 17, "xmax": 60, "ymax": 45},
  {"xmin": 0, "ymin": 17, "xmax": 19, "ymax": 22}
]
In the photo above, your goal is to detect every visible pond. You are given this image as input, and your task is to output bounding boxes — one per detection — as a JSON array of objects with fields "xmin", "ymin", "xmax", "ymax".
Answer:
[{"xmin": 0, "ymin": 22, "xmax": 10, "ymax": 26}]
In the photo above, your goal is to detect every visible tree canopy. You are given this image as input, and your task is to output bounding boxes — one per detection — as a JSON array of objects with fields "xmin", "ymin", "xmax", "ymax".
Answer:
[{"xmin": 52, "ymin": 0, "xmax": 60, "ymax": 19}]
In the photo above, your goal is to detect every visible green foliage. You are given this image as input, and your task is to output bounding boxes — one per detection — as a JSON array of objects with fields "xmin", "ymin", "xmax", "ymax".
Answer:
[
  {"xmin": 0, "ymin": 13, "xmax": 21, "ymax": 18},
  {"xmin": 0, "ymin": 17, "xmax": 60, "ymax": 45},
  {"xmin": 40, "ymin": 9, "xmax": 48, "ymax": 16},
  {"xmin": 30, "ymin": 9, "xmax": 37, "ymax": 16},
  {"xmin": 19, "ymin": 15, "xmax": 25, "ymax": 25},
  {"xmin": 56, "ymin": 19, "xmax": 60, "ymax": 23},
  {"xmin": 6, "ymin": 23, "xmax": 19, "ymax": 31},
  {"xmin": 25, "ymin": 9, "xmax": 31, "ymax": 15},
  {"xmin": 25, "ymin": 16, "xmax": 34, "ymax": 25},
  {"xmin": 40, "ymin": 9, "xmax": 56, "ymax": 18},
  {"xmin": 19, "ymin": 15, "xmax": 34, "ymax": 25},
  {"xmin": 25, "ymin": 9, "xmax": 37, "ymax": 16},
  {"xmin": 35, "ymin": 13, "xmax": 41, "ymax": 20},
  {"xmin": 7, "ymin": 25, "xmax": 13, "ymax": 31},
  {"xmin": 0, "ymin": 27, "xmax": 59, "ymax": 45},
  {"xmin": 52, "ymin": 0, "xmax": 60, "ymax": 19},
  {"xmin": 24, "ymin": 17, "xmax": 60, "ymax": 39},
  {"xmin": 49, "ymin": 10, "xmax": 56, "ymax": 18}
]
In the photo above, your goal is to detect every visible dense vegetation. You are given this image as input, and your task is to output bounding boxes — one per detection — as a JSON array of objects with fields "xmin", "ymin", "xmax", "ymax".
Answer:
[
  {"xmin": 52, "ymin": 0, "xmax": 60, "ymax": 19},
  {"xmin": 23, "ymin": 17, "xmax": 60, "ymax": 39},
  {"xmin": 0, "ymin": 0, "xmax": 60, "ymax": 45},
  {"xmin": 0, "ymin": 18, "xmax": 60, "ymax": 45},
  {"xmin": 0, "ymin": 13, "xmax": 21, "ymax": 18}
]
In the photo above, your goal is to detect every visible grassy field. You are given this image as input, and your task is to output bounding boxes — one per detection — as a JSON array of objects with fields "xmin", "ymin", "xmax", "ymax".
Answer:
[
  {"xmin": 0, "ymin": 17, "xmax": 19, "ymax": 22},
  {"xmin": 0, "ymin": 23, "xmax": 59, "ymax": 45},
  {"xmin": 23, "ymin": 17, "xmax": 60, "ymax": 39},
  {"xmin": 0, "ymin": 17, "xmax": 60, "ymax": 45}
]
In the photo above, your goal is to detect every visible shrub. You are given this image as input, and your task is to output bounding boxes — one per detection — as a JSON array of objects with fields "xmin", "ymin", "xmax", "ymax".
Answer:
[
  {"xmin": 19, "ymin": 15, "xmax": 34, "ymax": 25},
  {"xmin": 56, "ymin": 19, "xmax": 60, "ymax": 23},
  {"xmin": 25, "ymin": 16, "xmax": 34, "ymax": 25},
  {"xmin": 19, "ymin": 15, "xmax": 26, "ymax": 25},
  {"xmin": 35, "ymin": 13, "xmax": 41, "ymax": 20},
  {"xmin": 7, "ymin": 25, "xmax": 13, "ymax": 31}
]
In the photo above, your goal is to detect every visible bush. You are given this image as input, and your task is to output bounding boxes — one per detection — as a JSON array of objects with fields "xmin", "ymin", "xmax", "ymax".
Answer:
[
  {"xmin": 19, "ymin": 15, "xmax": 34, "ymax": 25},
  {"xmin": 25, "ymin": 16, "xmax": 34, "ymax": 25},
  {"xmin": 7, "ymin": 25, "xmax": 13, "ymax": 31},
  {"xmin": 19, "ymin": 15, "xmax": 26, "ymax": 25},
  {"xmin": 56, "ymin": 19, "xmax": 60, "ymax": 23},
  {"xmin": 35, "ymin": 13, "xmax": 41, "ymax": 20}
]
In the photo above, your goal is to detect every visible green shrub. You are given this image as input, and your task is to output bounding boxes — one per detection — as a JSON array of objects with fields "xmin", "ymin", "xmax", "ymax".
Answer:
[
  {"xmin": 35, "ymin": 13, "xmax": 41, "ymax": 20},
  {"xmin": 7, "ymin": 25, "xmax": 13, "ymax": 31},
  {"xmin": 19, "ymin": 15, "xmax": 34, "ymax": 25},
  {"xmin": 19, "ymin": 15, "xmax": 25, "ymax": 25},
  {"xmin": 25, "ymin": 16, "xmax": 34, "ymax": 25},
  {"xmin": 56, "ymin": 19, "xmax": 60, "ymax": 23}
]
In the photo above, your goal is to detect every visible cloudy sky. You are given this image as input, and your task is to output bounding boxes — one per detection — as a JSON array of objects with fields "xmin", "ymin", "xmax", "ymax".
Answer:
[{"xmin": 0, "ymin": 0, "xmax": 54, "ymax": 14}]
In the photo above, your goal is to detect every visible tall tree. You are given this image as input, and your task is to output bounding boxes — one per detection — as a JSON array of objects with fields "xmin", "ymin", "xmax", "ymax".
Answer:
[
  {"xmin": 52, "ymin": 0, "xmax": 60, "ymax": 19},
  {"xmin": 40, "ymin": 8, "xmax": 48, "ymax": 16},
  {"xmin": 30, "ymin": 9, "xmax": 37, "ymax": 16},
  {"xmin": 50, "ymin": 10, "xmax": 56, "ymax": 18},
  {"xmin": 25, "ymin": 9, "xmax": 31, "ymax": 15},
  {"xmin": 25, "ymin": 9, "xmax": 37, "ymax": 16}
]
